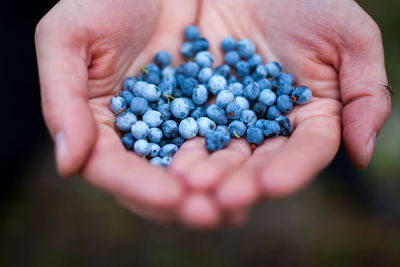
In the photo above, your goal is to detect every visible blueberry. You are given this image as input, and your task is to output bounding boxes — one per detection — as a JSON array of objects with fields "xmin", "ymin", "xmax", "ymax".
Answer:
[
  {"xmin": 228, "ymin": 82, "xmax": 244, "ymax": 96},
  {"xmin": 257, "ymin": 78, "xmax": 272, "ymax": 90},
  {"xmin": 197, "ymin": 67, "xmax": 213, "ymax": 83},
  {"xmin": 154, "ymin": 50, "xmax": 172, "ymax": 67},
  {"xmin": 221, "ymin": 37, "xmax": 236, "ymax": 52},
  {"xmin": 134, "ymin": 139, "xmax": 151, "ymax": 156},
  {"xmin": 149, "ymin": 143, "xmax": 161, "ymax": 157},
  {"xmin": 157, "ymin": 103, "xmax": 171, "ymax": 121},
  {"xmin": 192, "ymin": 84, "xmax": 208, "ymax": 105},
  {"xmin": 121, "ymin": 133, "xmax": 134, "ymax": 150},
  {"xmin": 193, "ymin": 38, "xmax": 209, "ymax": 51},
  {"xmin": 161, "ymin": 66, "xmax": 176, "ymax": 78},
  {"xmin": 226, "ymin": 102, "xmax": 243, "ymax": 120},
  {"xmin": 244, "ymin": 82, "xmax": 260, "ymax": 101},
  {"xmin": 160, "ymin": 156, "xmax": 172, "ymax": 167},
  {"xmin": 205, "ymin": 130, "xmax": 228, "ymax": 152},
  {"xmin": 144, "ymin": 72, "xmax": 160, "ymax": 85},
  {"xmin": 240, "ymin": 109, "xmax": 257, "ymax": 126},
  {"xmin": 195, "ymin": 51, "xmax": 213, "ymax": 68},
  {"xmin": 291, "ymin": 86, "xmax": 312, "ymax": 104},
  {"xmin": 142, "ymin": 84, "xmax": 161, "ymax": 102},
  {"xmin": 144, "ymin": 63, "xmax": 160, "ymax": 74},
  {"xmin": 246, "ymin": 127, "xmax": 264, "ymax": 145},
  {"xmin": 148, "ymin": 127, "xmax": 163, "ymax": 143},
  {"xmin": 132, "ymin": 81, "xmax": 148, "ymax": 97},
  {"xmin": 110, "ymin": 96, "xmax": 126, "ymax": 114},
  {"xmin": 235, "ymin": 96, "xmax": 250, "ymax": 110},
  {"xmin": 123, "ymin": 77, "xmax": 137, "ymax": 92},
  {"xmin": 262, "ymin": 120, "xmax": 280, "ymax": 138},
  {"xmin": 241, "ymin": 75, "xmax": 254, "ymax": 86},
  {"xmin": 179, "ymin": 117, "xmax": 198, "ymax": 139},
  {"xmin": 160, "ymin": 144, "xmax": 178, "ymax": 157},
  {"xmin": 278, "ymin": 73, "xmax": 294, "ymax": 88},
  {"xmin": 118, "ymin": 91, "xmax": 134, "ymax": 107},
  {"xmin": 214, "ymin": 64, "xmax": 231, "ymax": 77},
  {"xmin": 259, "ymin": 89, "xmax": 277, "ymax": 106},
  {"xmin": 191, "ymin": 106, "xmax": 206, "ymax": 120},
  {"xmin": 116, "ymin": 111, "xmax": 137, "ymax": 132},
  {"xmin": 236, "ymin": 38, "xmax": 255, "ymax": 58},
  {"xmin": 197, "ymin": 117, "xmax": 216, "ymax": 136},
  {"xmin": 183, "ymin": 61, "xmax": 200, "ymax": 77},
  {"xmin": 161, "ymin": 75, "xmax": 177, "ymax": 89},
  {"xmin": 184, "ymin": 25, "xmax": 200, "ymax": 41},
  {"xmin": 235, "ymin": 60, "xmax": 250, "ymax": 77},
  {"xmin": 255, "ymin": 65, "xmax": 267, "ymax": 79},
  {"xmin": 248, "ymin": 54, "xmax": 263, "ymax": 69},
  {"xmin": 172, "ymin": 136, "xmax": 185, "ymax": 147},
  {"xmin": 171, "ymin": 98, "xmax": 190, "ymax": 119},
  {"xmin": 255, "ymin": 119, "xmax": 266, "ymax": 129},
  {"xmin": 181, "ymin": 42, "xmax": 195, "ymax": 58},
  {"xmin": 182, "ymin": 97, "xmax": 195, "ymax": 112},
  {"xmin": 276, "ymin": 82, "xmax": 293, "ymax": 96},
  {"xmin": 252, "ymin": 102, "xmax": 267, "ymax": 118},
  {"xmin": 224, "ymin": 51, "xmax": 240, "ymax": 66},
  {"xmin": 275, "ymin": 115, "xmax": 292, "ymax": 136},
  {"xmin": 277, "ymin": 95, "xmax": 293, "ymax": 113},
  {"xmin": 227, "ymin": 75, "xmax": 238, "ymax": 84},
  {"xmin": 130, "ymin": 97, "xmax": 148, "ymax": 116},
  {"xmin": 216, "ymin": 90, "xmax": 234, "ymax": 108},
  {"xmin": 266, "ymin": 105, "xmax": 282, "ymax": 120},
  {"xmin": 131, "ymin": 121, "xmax": 150, "ymax": 139},
  {"xmin": 208, "ymin": 75, "xmax": 227, "ymax": 95},
  {"xmin": 180, "ymin": 77, "xmax": 198, "ymax": 97},
  {"xmin": 228, "ymin": 120, "xmax": 246, "ymax": 138},
  {"xmin": 265, "ymin": 61, "xmax": 283, "ymax": 78},
  {"xmin": 143, "ymin": 110, "xmax": 163, "ymax": 127},
  {"xmin": 150, "ymin": 157, "xmax": 162, "ymax": 166},
  {"xmin": 206, "ymin": 104, "xmax": 228, "ymax": 125},
  {"xmin": 161, "ymin": 120, "xmax": 179, "ymax": 138}
]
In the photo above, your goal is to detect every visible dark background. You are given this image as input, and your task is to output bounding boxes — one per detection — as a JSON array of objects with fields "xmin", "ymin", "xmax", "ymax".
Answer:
[{"xmin": 1, "ymin": 0, "xmax": 400, "ymax": 266}]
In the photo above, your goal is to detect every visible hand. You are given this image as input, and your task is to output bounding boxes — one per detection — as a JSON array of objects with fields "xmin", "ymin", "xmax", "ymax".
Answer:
[{"xmin": 35, "ymin": 0, "xmax": 391, "ymax": 228}]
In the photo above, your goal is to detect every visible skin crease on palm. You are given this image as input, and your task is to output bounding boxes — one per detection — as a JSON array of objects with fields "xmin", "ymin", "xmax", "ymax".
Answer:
[{"xmin": 35, "ymin": 0, "xmax": 391, "ymax": 228}]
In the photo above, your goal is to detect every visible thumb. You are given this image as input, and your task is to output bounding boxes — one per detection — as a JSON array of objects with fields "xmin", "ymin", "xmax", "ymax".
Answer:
[
  {"xmin": 35, "ymin": 15, "xmax": 96, "ymax": 176},
  {"xmin": 339, "ymin": 8, "xmax": 391, "ymax": 169}
]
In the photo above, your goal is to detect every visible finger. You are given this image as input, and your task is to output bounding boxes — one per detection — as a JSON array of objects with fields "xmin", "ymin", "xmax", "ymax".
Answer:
[
  {"xmin": 168, "ymin": 138, "xmax": 208, "ymax": 179},
  {"xmin": 35, "ymin": 18, "xmax": 96, "ymax": 176},
  {"xmin": 339, "ymin": 8, "xmax": 391, "ymax": 169},
  {"xmin": 178, "ymin": 193, "xmax": 221, "ymax": 229},
  {"xmin": 82, "ymin": 124, "xmax": 184, "ymax": 211},
  {"xmin": 183, "ymin": 139, "xmax": 251, "ymax": 190}
]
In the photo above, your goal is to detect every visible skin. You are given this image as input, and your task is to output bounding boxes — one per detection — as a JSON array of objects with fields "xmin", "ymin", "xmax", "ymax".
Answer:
[{"xmin": 35, "ymin": 0, "xmax": 391, "ymax": 228}]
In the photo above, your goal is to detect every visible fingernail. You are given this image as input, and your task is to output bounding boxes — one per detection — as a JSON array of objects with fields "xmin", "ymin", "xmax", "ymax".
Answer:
[
  {"xmin": 55, "ymin": 132, "xmax": 68, "ymax": 166},
  {"xmin": 367, "ymin": 131, "xmax": 377, "ymax": 158}
]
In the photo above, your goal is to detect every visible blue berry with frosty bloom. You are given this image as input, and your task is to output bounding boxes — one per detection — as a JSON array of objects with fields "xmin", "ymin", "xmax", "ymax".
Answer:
[
  {"xmin": 143, "ymin": 110, "xmax": 163, "ymax": 127},
  {"xmin": 134, "ymin": 139, "xmax": 151, "ymax": 156},
  {"xmin": 172, "ymin": 136, "xmax": 185, "ymax": 147},
  {"xmin": 262, "ymin": 120, "xmax": 280, "ymax": 138},
  {"xmin": 216, "ymin": 90, "xmax": 234, "ymax": 108},
  {"xmin": 235, "ymin": 96, "xmax": 250, "ymax": 110},
  {"xmin": 130, "ymin": 97, "xmax": 148, "ymax": 116},
  {"xmin": 241, "ymin": 75, "xmax": 254, "ymax": 86},
  {"xmin": 221, "ymin": 37, "xmax": 236, "ymax": 52},
  {"xmin": 183, "ymin": 61, "xmax": 200, "ymax": 77},
  {"xmin": 116, "ymin": 111, "xmax": 137, "ymax": 132},
  {"xmin": 291, "ymin": 86, "xmax": 312, "ymax": 104},
  {"xmin": 179, "ymin": 117, "xmax": 198, "ymax": 139},
  {"xmin": 184, "ymin": 25, "xmax": 200, "ymax": 41},
  {"xmin": 171, "ymin": 98, "xmax": 190, "ymax": 119},
  {"xmin": 149, "ymin": 143, "xmax": 161, "ymax": 158},
  {"xmin": 240, "ymin": 109, "xmax": 257, "ymax": 126},
  {"xmin": 197, "ymin": 67, "xmax": 213, "ymax": 83},
  {"xmin": 277, "ymin": 82, "xmax": 293, "ymax": 96},
  {"xmin": 110, "ymin": 96, "xmax": 126, "ymax": 114},
  {"xmin": 157, "ymin": 103, "xmax": 171, "ymax": 121},
  {"xmin": 244, "ymin": 82, "xmax": 260, "ymax": 101},
  {"xmin": 148, "ymin": 127, "xmax": 163, "ymax": 143},
  {"xmin": 277, "ymin": 95, "xmax": 293, "ymax": 113},
  {"xmin": 195, "ymin": 51, "xmax": 213, "ymax": 67},
  {"xmin": 255, "ymin": 65, "xmax": 267, "ymax": 79},
  {"xmin": 160, "ymin": 156, "xmax": 172, "ymax": 167},
  {"xmin": 191, "ymin": 106, "xmax": 206, "ymax": 120},
  {"xmin": 142, "ymin": 84, "xmax": 161, "ymax": 102},
  {"xmin": 235, "ymin": 60, "xmax": 250, "ymax": 77},
  {"xmin": 276, "ymin": 115, "xmax": 292, "ymax": 136},
  {"xmin": 119, "ymin": 91, "xmax": 134, "ymax": 107},
  {"xmin": 265, "ymin": 61, "xmax": 283, "ymax": 78},
  {"xmin": 228, "ymin": 120, "xmax": 246, "ymax": 138},
  {"xmin": 181, "ymin": 77, "xmax": 198, "ymax": 97},
  {"xmin": 133, "ymin": 81, "xmax": 148, "ymax": 97},
  {"xmin": 150, "ymin": 157, "xmax": 162, "ymax": 166},
  {"xmin": 228, "ymin": 82, "xmax": 243, "ymax": 96},
  {"xmin": 259, "ymin": 89, "xmax": 276, "ymax": 106},
  {"xmin": 121, "ymin": 133, "xmax": 134, "ymax": 150},
  {"xmin": 205, "ymin": 130, "xmax": 228, "ymax": 152},
  {"xmin": 252, "ymin": 102, "xmax": 267, "ymax": 118},
  {"xmin": 161, "ymin": 120, "xmax": 179, "ymax": 138},
  {"xmin": 226, "ymin": 102, "xmax": 243, "ymax": 120},
  {"xmin": 214, "ymin": 64, "xmax": 231, "ymax": 77},
  {"xmin": 154, "ymin": 50, "xmax": 172, "ymax": 67},
  {"xmin": 257, "ymin": 78, "xmax": 272, "ymax": 90},
  {"xmin": 236, "ymin": 38, "xmax": 255, "ymax": 58},
  {"xmin": 224, "ymin": 51, "xmax": 240, "ymax": 66},
  {"xmin": 123, "ymin": 77, "xmax": 137, "ymax": 92},
  {"xmin": 181, "ymin": 42, "xmax": 195, "ymax": 58},
  {"xmin": 160, "ymin": 144, "xmax": 179, "ymax": 157},
  {"xmin": 248, "ymin": 54, "xmax": 263, "ymax": 69},
  {"xmin": 131, "ymin": 121, "xmax": 150, "ymax": 139},
  {"xmin": 192, "ymin": 84, "xmax": 208, "ymax": 105},
  {"xmin": 208, "ymin": 75, "xmax": 227, "ymax": 95},
  {"xmin": 266, "ymin": 105, "xmax": 281, "ymax": 120},
  {"xmin": 193, "ymin": 38, "xmax": 209, "ymax": 51},
  {"xmin": 206, "ymin": 104, "xmax": 228, "ymax": 125},
  {"xmin": 162, "ymin": 66, "xmax": 175, "ymax": 77},
  {"xmin": 279, "ymin": 73, "xmax": 294, "ymax": 88},
  {"xmin": 246, "ymin": 127, "xmax": 264, "ymax": 145},
  {"xmin": 197, "ymin": 117, "xmax": 216, "ymax": 136}
]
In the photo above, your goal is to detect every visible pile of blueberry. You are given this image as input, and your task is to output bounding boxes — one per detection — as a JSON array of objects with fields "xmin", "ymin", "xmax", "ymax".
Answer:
[{"xmin": 109, "ymin": 25, "xmax": 312, "ymax": 168}]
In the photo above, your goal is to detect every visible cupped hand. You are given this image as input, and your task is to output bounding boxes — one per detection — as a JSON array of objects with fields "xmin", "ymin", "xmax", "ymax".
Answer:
[{"xmin": 35, "ymin": 0, "xmax": 391, "ymax": 228}]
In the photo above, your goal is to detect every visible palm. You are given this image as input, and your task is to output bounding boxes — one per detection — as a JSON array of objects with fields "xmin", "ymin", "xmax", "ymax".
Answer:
[{"xmin": 37, "ymin": 0, "xmax": 389, "ymax": 227}]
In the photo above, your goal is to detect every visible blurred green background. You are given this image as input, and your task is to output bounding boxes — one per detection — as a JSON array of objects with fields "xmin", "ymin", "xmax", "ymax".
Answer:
[{"xmin": 1, "ymin": 0, "xmax": 400, "ymax": 266}]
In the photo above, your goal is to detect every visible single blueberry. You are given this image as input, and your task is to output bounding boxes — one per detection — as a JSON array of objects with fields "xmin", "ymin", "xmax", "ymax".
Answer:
[
  {"xmin": 235, "ymin": 96, "xmax": 250, "ymax": 110},
  {"xmin": 192, "ymin": 84, "xmax": 208, "ymax": 105},
  {"xmin": 181, "ymin": 77, "xmax": 198, "ymax": 97},
  {"xmin": 150, "ymin": 157, "xmax": 162, "ymax": 166},
  {"xmin": 214, "ymin": 64, "xmax": 231, "ymax": 77},
  {"xmin": 191, "ymin": 106, "xmax": 206, "ymax": 120},
  {"xmin": 255, "ymin": 65, "xmax": 267, "ymax": 79},
  {"xmin": 130, "ymin": 97, "xmax": 149, "ymax": 116},
  {"xmin": 197, "ymin": 117, "xmax": 216, "ymax": 136},
  {"xmin": 226, "ymin": 102, "xmax": 243, "ymax": 120},
  {"xmin": 265, "ymin": 61, "xmax": 283, "ymax": 78},
  {"xmin": 144, "ymin": 72, "xmax": 160, "ymax": 85},
  {"xmin": 142, "ymin": 84, "xmax": 161, "ymax": 102},
  {"xmin": 171, "ymin": 98, "xmax": 190, "ymax": 119},
  {"xmin": 179, "ymin": 117, "xmax": 199, "ymax": 139},
  {"xmin": 244, "ymin": 82, "xmax": 260, "ymax": 101},
  {"xmin": 206, "ymin": 104, "xmax": 228, "ymax": 125},
  {"xmin": 160, "ymin": 156, "xmax": 172, "ymax": 167},
  {"xmin": 259, "ymin": 89, "xmax": 277, "ymax": 106},
  {"xmin": 193, "ymin": 38, "xmax": 209, "ymax": 52},
  {"xmin": 149, "ymin": 143, "xmax": 161, "ymax": 158},
  {"xmin": 291, "ymin": 86, "xmax": 312, "ymax": 104},
  {"xmin": 123, "ymin": 77, "xmax": 137, "ymax": 92},
  {"xmin": 148, "ymin": 127, "xmax": 163, "ymax": 143},
  {"xmin": 241, "ymin": 75, "xmax": 254, "ymax": 86},
  {"xmin": 262, "ymin": 120, "xmax": 280, "ymax": 138},
  {"xmin": 236, "ymin": 39, "xmax": 255, "ymax": 58},
  {"xmin": 131, "ymin": 121, "xmax": 150, "ymax": 139},
  {"xmin": 277, "ymin": 95, "xmax": 293, "ymax": 113},
  {"xmin": 183, "ymin": 61, "xmax": 200, "ymax": 77},
  {"xmin": 240, "ymin": 109, "xmax": 257, "ymax": 126},
  {"xmin": 275, "ymin": 115, "xmax": 292, "ymax": 136},
  {"xmin": 235, "ymin": 60, "xmax": 250, "ymax": 77},
  {"xmin": 154, "ymin": 50, "xmax": 172, "ymax": 67},
  {"xmin": 246, "ymin": 127, "xmax": 264, "ymax": 145},
  {"xmin": 118, "ymin": 91, "xmax": 134, "ymax": 107},
  {"xmin": 172, "ymin": 136, "xmax": 185, "ymax": 147},
  {"xmin": 248, "ymin": 54, "xmax": 263, "ymax": 69},
  {"xmin": 110, "ymin": 96, "xmax": 126, "ymax": 114},
  {"xmin": 134, "ymin": 139, "xmax": 151, "ymax": 156},
  {"xmin": 228, "ymin": 120, "xmax": 246, "ymax": 138},
  {"xmin": 161, "ymin": 120, "xmax": 179, "ymax": 138},
  {"xmin": 181, "ymin": 42, "xmax": 195, "ymax": 58},
  {"xmin": 184, "ymin": 25, "xmax": 200, "ymax": 41},
  {"xmin": 205, "ymin": 130, "xmax": 228, "ymax": 152},
  {"xmin": 266, "ymin": 105, "xmax": 282, "ymax": 120},
  {"xmin": 121, "ymin": 133, "xmax": 134, "ymax": 150},
  {"xmin": 224, "ymin": 50, "xmax": 240, "ymax": 66},
  {"xmin": 257, "ymin": 78, "xmax": 272, "ymax": 90},
  {"xmin": 197, "ymin": 67, "xmax": 213, "ymax": 83},
  {"xmin": 116, "ymin": 111, "xmax": 137, "ymax": 132},
  {"xmin": 252, "ymin": 102, "xmax": 267, "ymax": 118},
  {"xmin": 143, "ymin": 110, "xmax": 163, "ymax": 128},
  {"xmin": 276, "ymin": 82, "xmax": 293, "ymax": 96},
  {"xmin": 157, "ymin": 103, "xmax": 171, "ymax": 121},
  {"xmin": 161, "ymin": 66, "xmax": 175, "ymax": 78},
  {"xmin": 208, "ymin": 75, "xmax": 227, "ymax": 95},
  {"xmin": 228, "ymin": 82, "xmax": 244, "ymax": 96},
  {"xmin": 221, "ymin": 37, "xmax": 236, "ymax": 52},
  {"xmin": 160, "ymin": 144, "xmax": 179, "ymax": 157},
  {"xmin": 132, "ymin": 81, "xmax": 148, "ymax": 97},
  {"xmin": 195, "ymin": 51, "xmax": 213, "ymax": 68},
  {"xmin": 216, "ymin": 90, "xmax": 234, "ymax": 108}
]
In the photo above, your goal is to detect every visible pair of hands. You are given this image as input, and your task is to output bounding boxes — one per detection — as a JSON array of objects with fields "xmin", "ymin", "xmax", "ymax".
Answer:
[{"xmin": 35, "ymin": 0, "xmax": 391, "ymax": 228}]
